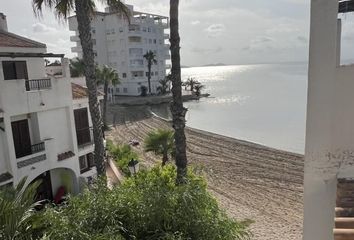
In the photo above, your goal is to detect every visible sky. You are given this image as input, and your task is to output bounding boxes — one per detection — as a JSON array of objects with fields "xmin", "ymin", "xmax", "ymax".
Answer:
[{"xmin": 2, "ymin": 0, "xmax": 311, "ymax": 66}]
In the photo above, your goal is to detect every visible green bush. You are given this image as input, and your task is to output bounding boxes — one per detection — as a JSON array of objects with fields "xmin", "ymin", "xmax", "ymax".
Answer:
[
  {"xmin": 107, "ymin": 140, "xmax": 139, "ymax": 176},
  {"xmin": 42, "ymin": 165, "xmax": 251, "ymax": 240},
  {"xmin": 115, "ymin": 165, "xmax": 252, "ymax": 240}
]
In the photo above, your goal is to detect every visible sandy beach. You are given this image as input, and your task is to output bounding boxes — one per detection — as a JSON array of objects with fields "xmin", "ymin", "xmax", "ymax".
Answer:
[{"xmin": 106, "ymin": 105, "xmax": 304, "ymax": 240}]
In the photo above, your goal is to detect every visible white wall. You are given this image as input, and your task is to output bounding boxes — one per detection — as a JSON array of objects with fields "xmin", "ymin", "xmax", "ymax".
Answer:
[{"xmin": 303, "ymin": 1, "xmax": 354, "ymax": 239}]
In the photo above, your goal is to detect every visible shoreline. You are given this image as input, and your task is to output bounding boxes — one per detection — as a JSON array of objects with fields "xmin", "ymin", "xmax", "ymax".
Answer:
[{"xmin": 106, "ymin": 105, "xmax": 304, "ymax": 240}]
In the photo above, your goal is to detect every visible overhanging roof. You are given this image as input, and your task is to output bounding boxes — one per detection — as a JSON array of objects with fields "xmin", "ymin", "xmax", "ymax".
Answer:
[
  {"xmin": 339, "ymin": 0, "xmax": 354, "ymax": 13},
  {"xmin": 0, "ymin": 52, "xmax": 65, "ymax": 58}
]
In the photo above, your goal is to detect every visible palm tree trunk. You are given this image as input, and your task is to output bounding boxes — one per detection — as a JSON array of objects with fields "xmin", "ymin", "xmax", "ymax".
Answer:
[
  {"xmin": 75, "ymin": 0, "xmax": 105, "ymax": 176},
  {"xmin": 170, "ymin": 0, "xmax": 188, "ymax": 184},
  {"xmin": 148, "ymin": 62, "xmax": 152, "ymax": 94},
  {"xmin": 103, "ymin": 81, "xmax": 108, "ymax": 129},
  {"xmin": 162, "ymin": 152, "xmax": 168, "ymax": 167}
]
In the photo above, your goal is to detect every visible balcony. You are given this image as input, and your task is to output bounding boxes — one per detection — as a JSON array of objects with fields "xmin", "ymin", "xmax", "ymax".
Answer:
[
  {"xmin": 16, "ymin": 142, "xmax": 46, "ymax": 169},
  {"xmin": 164, "ymin": 34, "xmax": 169, "ymax": 39},
  {"xmin": 77, "ymin": 127, "xmax": 94, "ymax": 149},
  {"xmin": 165, "ymin": 64, "xmax": 172, "ymax": 69},
  {"xmin": 71, "ymin": 46, "xmax": 82, "ymax": 52},
  {"xmin": 70, "ymin": 35, "xmax": 80, "ymax": 42},
  {"xmin": 129, "ymin": 54, "xmax": 143, "ymax": 59},
  {"xmin": 25, "ymin": 78, "xmax": 51, "ymax": 91}
]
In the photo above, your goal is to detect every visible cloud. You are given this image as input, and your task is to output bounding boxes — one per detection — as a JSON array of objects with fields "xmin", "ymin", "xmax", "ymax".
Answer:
[
  {"xmin": 191, "ymin": 20, "xmax": 200, "ymax": 25},
  {"xmin": 191, "ymin": 46, "xmax": 223, "ymax": 55},
  {"xmin": 32, "ymin": 23, "xmax": 58, "ymax": 33},
  {"xmin": 204, "ymin": 24, "xmax": 226, "ymax": 38}
]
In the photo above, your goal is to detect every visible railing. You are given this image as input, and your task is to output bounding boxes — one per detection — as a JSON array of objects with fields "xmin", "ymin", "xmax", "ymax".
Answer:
[
  {"xmin": 16, "ymin": 141, "xmax": 45, "ymax": 159},
  {"xmin": 76, "ymin": 127, "xmax": 94, "ymax": 148},
  {"xmin": 129, "ymin": 54, "xmax": 143, "ymax": 58},
  {"xmin": 31, "ymin": 142, "xmax": 45, "ymax": 154},
  {"xmin": 25, "ymin": 78, "xmax": 51, "ymax": 91}
]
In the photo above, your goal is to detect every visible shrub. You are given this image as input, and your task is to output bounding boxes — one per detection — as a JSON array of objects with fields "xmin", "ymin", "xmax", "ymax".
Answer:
[
  {"xmin": 107, "ymin": 140, "xmax": 139, "ymax": 176},
  {"xmin": 41, "ymin": 165, "xmax": 251, "ymax": 240},
  {"xmin": 115, "ymin": 165, "xmax": 252, "ymax": 240}
]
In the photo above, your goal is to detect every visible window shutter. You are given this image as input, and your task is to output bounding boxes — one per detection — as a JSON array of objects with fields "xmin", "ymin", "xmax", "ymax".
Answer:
[{"xmin": 15, "ymin": 61, "xmax": 28, "ymax": 80}]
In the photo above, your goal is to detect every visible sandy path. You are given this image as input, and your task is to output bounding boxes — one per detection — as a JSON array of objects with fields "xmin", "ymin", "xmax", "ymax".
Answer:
[{"xmin": 106, "ymin": 106, "xmax": 304, "ymax": 240}]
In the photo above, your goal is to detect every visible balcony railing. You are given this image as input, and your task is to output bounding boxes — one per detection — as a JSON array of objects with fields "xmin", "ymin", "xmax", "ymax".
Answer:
[
  {"xmin": 25, "ymin": 79, "xmax": 51, "ymax": 91},
  {"xmin": 31, "ymin": 142, "xmax": 45, "ymax": 154},
  {"xmin": 77, "ymin": 127, "xmax": 94, "ymax": 148},
  {"xmin": 16, "ymin": 141, "xmax": 45, "ymax": 159}
]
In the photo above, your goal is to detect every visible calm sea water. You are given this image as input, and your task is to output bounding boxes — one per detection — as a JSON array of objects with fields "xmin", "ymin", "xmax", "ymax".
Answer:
[{"xmin": 153, "ymin": 63, "xmax": 308, "ymax": 154}]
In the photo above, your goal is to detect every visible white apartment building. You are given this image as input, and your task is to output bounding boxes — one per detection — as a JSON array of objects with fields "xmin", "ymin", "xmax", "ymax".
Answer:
[
  {"xmin": 303, "ymin": 1, "xmax": 354, "ymax": 239},
  {"xmin": 0, "ymin": 13, "xmax": 99, "ymax": 201},
  {"xmin": 68, "ymin": 3, "xmax": 170, "ymax": 96}
]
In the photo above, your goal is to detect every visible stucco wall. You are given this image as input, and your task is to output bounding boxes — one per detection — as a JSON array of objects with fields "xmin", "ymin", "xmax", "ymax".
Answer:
[{"xmin": 303, "ymin": 1, "xmax": 354, "ymax": 239}]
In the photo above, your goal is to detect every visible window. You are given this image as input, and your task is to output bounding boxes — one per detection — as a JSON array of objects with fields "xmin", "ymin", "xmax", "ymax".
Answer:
[
  {"xmin": 146, "ymin": 72, "xmax": 149, "ymax": 77},
  {"xmin": 74, "ymin": 108, "xmax": 91, "ymax": 147},
  {"xmin": 91, "ymin": 28, "xmax": 96, "ymax": 34},
  {"xmin": 79, "ymin": 153, "xmax": 95, "ymax": 173},
  {"xmin": 79, "ymin": 155, "xmax": 88, "ymax": 173},
  {"xmin": 153, "ymin": 39, "xmax": 157, "ymax": 44},
  {"xmin": 11, "ymin": 119, "xmax": 31, "ymax": 158},
  {"xmin": 123, "ymin": 88, "xmax": 128, "ymax": 93},
  {"xmin": 93, "ymin": 51, "xmax": 98, "ymax": 57},
  {"xmin": 151, "ymin": 72, "xmax": 154, "ymax": 76},
  {"xmin": 119, "ymin": 27, "xmax": 123, "ymax": 32},
  {"xmin": 155, "ymin": 71, "xmax": 158, "ymax": 76},
  {"xmin": 122, "ymin": 73, "xmax": 127, "ymax": 78},
  {"xmin": 159, "ymin": 39, "xmax": 163, "ymax": 44},
  {"xmin": 2, "ymin": 61, "xmax": 28, "ymax": 80},
  {"xmin": 148, "ymin": 27, "xmax": 151, "ymax": 32},
  {"xmin": 87, "ymin": 153, "xmax": 95, "ymax": 167},
  {"xmin": 142, "ymin": 27, "xmax": 147, "ymax": 32},
  {"xmin": 116, "ymin": 87, "xmax": 120, "ymax": 93},
  {"xmin": 106, "ymin": 30, "xmax": 110, "ymax": 35}
]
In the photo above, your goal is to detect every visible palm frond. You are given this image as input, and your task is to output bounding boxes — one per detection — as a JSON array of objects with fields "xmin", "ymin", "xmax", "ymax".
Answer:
[{"xmin": 105, "ymin": 0, "xmax": 131, "ymax": 20}]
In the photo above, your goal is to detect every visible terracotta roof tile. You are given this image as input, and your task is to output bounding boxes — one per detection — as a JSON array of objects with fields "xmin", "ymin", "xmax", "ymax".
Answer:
[
  {"xmin": 72, "ymin": 83, "xmax": 104, "ymax": 99},
  {"xmin": 0, "ymin": 30, "xmax": 46, "ymax": 48}
]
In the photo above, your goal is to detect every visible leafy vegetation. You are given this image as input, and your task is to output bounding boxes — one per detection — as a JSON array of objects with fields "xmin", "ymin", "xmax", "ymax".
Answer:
[
  {"xmin": 0, "ymin": 178, "xmax": 41, "ymax": 240},
  {"xmin": 144, "ymin": 129, "xmax": 175, "ymax": 166},
  {"xmin": 107, "ymin": 140, "xmax": 139, "ymax": 176},
  {"xmin": 42, "ymin": 165, "xmax": 252, "ymax": 240}
]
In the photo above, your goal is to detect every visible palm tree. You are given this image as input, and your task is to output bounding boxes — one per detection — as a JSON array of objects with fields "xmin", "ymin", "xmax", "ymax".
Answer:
[
  {"xmin": 143, "ymin": 50, "xmax": 157, "ymax": 94},
  {"xmin": 0, "ymin": 178, "xmax": 41, "ymax": 240},
  {"xmin": 157, "ymin": 78, "xmax": 170, "ymax": 95},
  {"xmin": 32, "ymin": 0, "xmax": 130, "ymax": 176},
  {"xmin": 193, "ymin": 84, "xmax": 205, "ymax": 97},
  {"xmin": 185, "ymin": 77, "xmax": 199, "ymax": 92},
  {"xmin": 170, "ymin": 0, "xmax": 188, "ymax": 184},
  {"xmin": 144, "ymin": 129, "xmax": 175, "ymax": 166},
  {"xmin": 96, "ymin": 65, "xmax": 120, "ymax": 129},
  {"xmin": 70, "ymin": 58, "xmax": 85, "ymax": 77}
]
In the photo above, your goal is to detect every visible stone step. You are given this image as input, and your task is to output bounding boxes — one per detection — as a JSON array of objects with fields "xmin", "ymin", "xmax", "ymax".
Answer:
[
  {"xmin": 336, "ymin": 207, "xmax": 354, "ymax": 217},
  {"xmin": 335, "ymin": 218, "xmax": 354, "ymax": 228},
  {"xmin": 337, "ymin": 189, "xmax": 354, "ymax": 198},
  {"xmin": 337, "ymin": 183, "xmax": 354, "ymax": 191},
  {"xmin": 338, "ymin": 179, "xmax": 354, "ymax": 184},
  {"xmin": 334, "ymin": 229, "xmax": 354, "ymax": 240},
  {"xmin": 337, "ymin": 199, "xmax": 354, "ymax": 208}
]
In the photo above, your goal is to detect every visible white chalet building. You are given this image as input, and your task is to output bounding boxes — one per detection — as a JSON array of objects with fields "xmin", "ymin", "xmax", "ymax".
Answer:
[
  {"xmin": 68, "ymin": 3, "xmax": 170, "ymax": 96},
  {"xmin": 0, "ymin": 13, "xmax": 99, "ymax": 201}
]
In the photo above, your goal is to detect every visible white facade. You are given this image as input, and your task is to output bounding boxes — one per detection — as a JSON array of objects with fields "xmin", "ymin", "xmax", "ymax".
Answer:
[
  {"xmin": 0, "ymin": 16, "xmax": 98, "ymax": 199},
  {"xmin": 68, "ymin": 3, "xmax": 170, "ymax": 96},
  {"xmin": 303, "ymin": 1, "xmax": 354, "ymax": 239}
]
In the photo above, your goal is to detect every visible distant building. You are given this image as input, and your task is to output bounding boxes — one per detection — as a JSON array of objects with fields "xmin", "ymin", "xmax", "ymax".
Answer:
[
  {"xmin": 68, "ymin": 3, "xmax": 170, "ymax": 96},
  {"xmin": 304, "ymin": 1, "xmax": 354, "ymax": 240},
  {"xmin": 0, "ymin": 13, "xmax": 101, "ymax": 201}
]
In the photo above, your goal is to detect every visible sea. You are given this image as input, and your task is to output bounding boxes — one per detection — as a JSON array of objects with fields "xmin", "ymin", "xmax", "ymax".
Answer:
[{"xmin": 152, "ymin": 63, "xmax": 308, "ymax": 154}]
